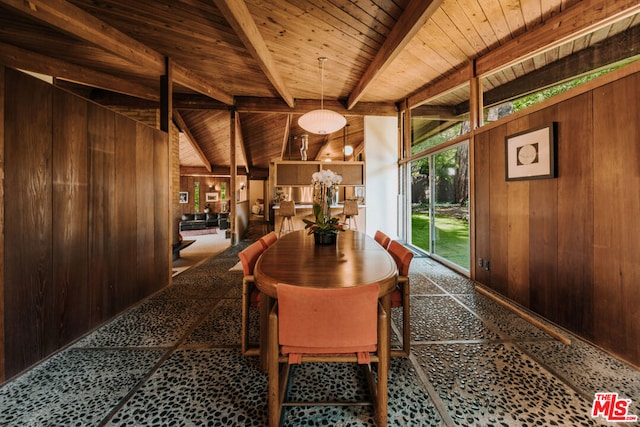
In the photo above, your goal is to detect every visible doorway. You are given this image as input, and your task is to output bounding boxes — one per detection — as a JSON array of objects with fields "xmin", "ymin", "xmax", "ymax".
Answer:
[{"xmin": 408, "ymin": 142, "xmax": 470, "ymax": 272}]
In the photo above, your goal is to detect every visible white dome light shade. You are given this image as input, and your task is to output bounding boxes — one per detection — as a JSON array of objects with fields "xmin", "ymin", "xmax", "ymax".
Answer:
[
  {"xmin": 298, "ymin": 109, "xmax": 347, "ymax": 135},
  {"xmin": 343, "ymin": 145, "xmax": 354, "ymax": 156}
]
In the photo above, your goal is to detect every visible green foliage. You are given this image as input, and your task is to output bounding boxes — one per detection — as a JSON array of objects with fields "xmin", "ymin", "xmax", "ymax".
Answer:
[
  {"xmin": 411, "ymin": 211, "xmax": 469, "ymax": 269},
  {"xmin": 302, "ymin": 203, "xmax": 343, "ymax": 235},
  {"xmin": 194, "ymin": 182, "xmax": 200, "ymax": 212},
  {"xmin": 411, "ymin": 122, "xmax": 463, "ymax": 154},
  {"xmin": 513, "ymin": 67, "xmax": 619, "ymax": 111}
]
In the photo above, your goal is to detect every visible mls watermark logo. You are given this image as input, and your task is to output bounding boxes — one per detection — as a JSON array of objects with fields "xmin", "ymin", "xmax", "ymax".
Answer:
[{"xmin": 591, "ymin": 392, "xmax": 638, "ymax": 422}]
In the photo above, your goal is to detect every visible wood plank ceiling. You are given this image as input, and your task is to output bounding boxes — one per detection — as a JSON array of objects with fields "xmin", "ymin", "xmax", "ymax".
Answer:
[{"xmin": 0, "ymin": 0, "xmax": 638, "ymax": 178}]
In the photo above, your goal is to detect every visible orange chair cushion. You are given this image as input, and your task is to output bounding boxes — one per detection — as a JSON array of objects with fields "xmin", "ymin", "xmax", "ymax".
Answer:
[
  {"xmin": 276, "ymin": 283, "xmax": 379, "ymax": 356},
  {"xmin": 259, "ymin": 231, "xmax": 278, "ymax": 250},
  {"xmin": 374, "ymin": 230, "xmax": 391, "ymax": 249},
  {"xmin": 387, "ymin": 241, "xmax": 414, "ymax": 276},
  {"xmin": 238, "ymin": 241, "xmax": 265, "ymax": 276}
]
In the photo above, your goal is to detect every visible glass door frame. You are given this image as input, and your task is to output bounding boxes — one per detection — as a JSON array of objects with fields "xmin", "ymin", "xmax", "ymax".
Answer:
[{"xmin": 405, "ymin": 140, "xmax": 470, "ymax": 276}]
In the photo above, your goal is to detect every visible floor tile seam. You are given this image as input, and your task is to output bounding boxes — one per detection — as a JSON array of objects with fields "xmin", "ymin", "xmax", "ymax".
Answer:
[
  {"xmin": 511, "ymin": 340, "xmax": 597, "ymax": 403},
  {"xmin": 97, "ymin": 296, "xmax": 222, "ymax": 426},
  {"xmin": 411, "ymin": 339, "xmax": 514, "ymax": 345},
  {"xmin": 406, "ymin": 351, "xmax": 456, "ymax": 427},
  {"xmin": 412, "ymin": 272, "xmax": 517, "ymax": 342}
]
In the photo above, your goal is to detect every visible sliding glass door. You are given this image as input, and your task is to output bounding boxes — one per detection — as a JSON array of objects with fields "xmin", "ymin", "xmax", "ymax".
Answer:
[{"xmin": 409, "ymin": 142, "xmax": 470, "ymax": 272}]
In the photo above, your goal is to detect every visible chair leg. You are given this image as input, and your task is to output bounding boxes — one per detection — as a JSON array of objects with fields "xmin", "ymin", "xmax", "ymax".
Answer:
[
  {"xmin": 377, "ymin": 302, "xmax": 389, "ymax": 427},
  {"xmin": 241, "ymin": 278, "xmax": 252, "ymax": 355},
  {"xmin": 391, "ymin": 280, "xmax": 411, "ymax": 358},
  {"xmin": 278, "ymin": 216, "xmax": 294, "ymax": 236},
  {"xmin": 268, "ymin": 304, "xmax": 282, "ymax": 427}
]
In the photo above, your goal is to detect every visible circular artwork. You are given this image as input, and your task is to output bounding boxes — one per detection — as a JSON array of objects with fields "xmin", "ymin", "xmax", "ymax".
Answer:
[{"xmin": 517, "ymin": 143, "xmax": 538, "ymax": 165}]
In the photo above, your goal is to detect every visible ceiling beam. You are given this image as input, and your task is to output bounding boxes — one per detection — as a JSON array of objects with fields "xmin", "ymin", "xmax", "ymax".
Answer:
[
  {"xmin": 236, "ymin": 97, "xmax": 398, "ymax": 116},
  {"xmin": 173, "ymin": 111, "xmax": 212, "ymax": 172},
  {"xmin": 213, "ymin": 0, "xmax": 295, "ymax": 108},
  {"xmin": 280, "ymin": 115, "xmax": 292, "ymax": 162},
  {"xmin": 476, "ymin": 0, "xmax": 640, "ymax": 77},
  {"xmin": 235, "ymin": 113, "xmax": 250, "ymax": 173},
  {"xmin": 84, "ymin": 92, "xmax": 398, "ymax": 116},
  {"xmin": 0, "ymin": 42, "xmax": 159, "ymax": 101},
  {"xmin": 0, "ymin": 0, "xmax": 233, "ymax": 105},
  {"xmin": 407, "ymin": 63, "xmax": 472, "ymax": 109},
  {"xmin": 180, "ymin": 165, "xmax": 268, "ymax": 178},
  {"xmin": 346, "ymin": 0, "xmax": 443, "ymax": 109},
  {"xmin": 410, "ymin": 105, "xmax": 461, "ymax": 120}
]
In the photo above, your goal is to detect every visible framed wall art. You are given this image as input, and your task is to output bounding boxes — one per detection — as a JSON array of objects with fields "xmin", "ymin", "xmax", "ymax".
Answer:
[
  {"xmin": 179, "ymin": 192, "xmax": 188, "ymax": 203},
  {"xmin": 505, "ymin": 122, "xmax": 557, "ymax": 181},
  {"xmin": 205, "ymin": 192, "xmax": 219, "ymax": 202}
]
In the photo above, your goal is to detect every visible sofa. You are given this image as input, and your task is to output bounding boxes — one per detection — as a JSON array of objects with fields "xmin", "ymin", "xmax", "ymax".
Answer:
[{"xmin": 179, "ymin": 213, "xmax": 218, "ymax": 232}]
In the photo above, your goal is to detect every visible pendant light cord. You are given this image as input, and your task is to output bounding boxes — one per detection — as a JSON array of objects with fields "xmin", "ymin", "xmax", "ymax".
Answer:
[{"xmin": 319, "ymin": 57, "xmax": 327, "ymax": 111}]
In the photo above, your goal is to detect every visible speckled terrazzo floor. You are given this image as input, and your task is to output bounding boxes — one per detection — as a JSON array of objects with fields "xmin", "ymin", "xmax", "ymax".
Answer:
[{"xmin": 1, "ymin": 239, "xmax": 639, "ymax": 426}]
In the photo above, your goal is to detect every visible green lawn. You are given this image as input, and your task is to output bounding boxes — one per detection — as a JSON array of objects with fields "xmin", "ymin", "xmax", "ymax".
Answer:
[{"xmin": 411, "ymin": 212, "xmax": 469, "ymax": 268}]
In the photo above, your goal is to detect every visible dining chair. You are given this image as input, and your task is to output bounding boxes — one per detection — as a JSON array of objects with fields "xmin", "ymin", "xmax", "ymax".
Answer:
[
  {"xmin": 268, "ymin": 282, "xmax": 388, "ymax": 427},
  {"xmin": 238, "ymin": 240, "xmax": 265, "ymax": 356},
  {"xmin": 258, "ymin": 231, "xmax": 278, "ymax": 250},
  {"xmin": 341, "ymin": 200, "xmax": 360, "ymax": 230},
  {"xmin": 278, "ymin": 201, "xmax": 296, "ymax": 236},
  {"xmin": 374, "ymin": 230, "xmax": 391, "ymax": 249},
  {"xmin": 387, "ymin": 240, "xmax": 414, "ymax": 357}
]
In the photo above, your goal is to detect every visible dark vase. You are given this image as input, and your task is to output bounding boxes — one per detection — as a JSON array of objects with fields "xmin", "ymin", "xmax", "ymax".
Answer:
[{"xmin": 314, "ymin": 232, "xmax": 337, "ymax": 245}]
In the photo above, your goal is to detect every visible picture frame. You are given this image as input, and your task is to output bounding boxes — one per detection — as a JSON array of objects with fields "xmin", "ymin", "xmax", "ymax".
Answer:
[
  {"xmin": 179, "ymin": 192, "xmax": 188, "ymax": 204},
  {"xmin": 505, "ymin": 122, "xmax": 557, "ymax": 181},
  {"xmin": 205, "ymin": 192, "xmax": 219, "ymax": 202}
]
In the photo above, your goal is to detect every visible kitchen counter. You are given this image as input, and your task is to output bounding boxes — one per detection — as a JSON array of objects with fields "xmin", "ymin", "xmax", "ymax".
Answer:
[{"xmin": 272, "ymin": 203, "xmax": 365, "ymax": 232}]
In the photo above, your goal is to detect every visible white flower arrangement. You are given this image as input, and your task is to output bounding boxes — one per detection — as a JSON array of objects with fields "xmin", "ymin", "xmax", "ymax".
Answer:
[{"xmin": 304, "ymin": 169, "xmax": 344, "ymax": 236}]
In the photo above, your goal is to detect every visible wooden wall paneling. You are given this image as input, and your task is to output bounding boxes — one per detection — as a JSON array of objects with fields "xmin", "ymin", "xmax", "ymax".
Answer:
[
  {"xmin": 488, "ymin": 125, "xmax": 509, "ymax": 295},
  {"xmin": 87, "ymin": 103, "xmax": 116, "ymax": 323},
  {"xmin": 153, "ymin": 129, "xmax": 170, "ymax": 291},
  {"xmin": 505, "ymin": 120, "xmax": 531, "ymax": 306},
  {"xmin": 0, "ymin": 65, "xmax": 5, "ymax": 381},
  {"xmin": 3, "ymin": 69, "xmax": 53, "ymax": 377},
  {"xmin": 180, "ymin": 175, "xmax": 194, "ymax": 215},
  {"xmin": 473, "ymin": 130, "xmax": 491, "ymax": 284},
  {"xmin": 525, "ymin": 109, "xmax": 559, "ymax": 320},
  {"xmin": 136, "ymin": 124, "xmax": 155, "ymax": 297},
  {"xmin": 114, "ymin": 114, "xmax": 138, "ymax": 308},
  {"xmin": 554, "ymin": 94, "xmax": 594, "ymax": 336},
  {"xmin": 52, "ymin": 89, "xmax": 89, "ymax": 346},
  {"xmin": 593, "ymin": 73, "xmax": 640, "ymax": 364}
]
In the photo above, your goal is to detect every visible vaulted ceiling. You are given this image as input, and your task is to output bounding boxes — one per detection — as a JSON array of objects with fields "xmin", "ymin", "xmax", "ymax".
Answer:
[{"xmin": 0, "ymin": 0, "xmax": 638, "ymax": 178}]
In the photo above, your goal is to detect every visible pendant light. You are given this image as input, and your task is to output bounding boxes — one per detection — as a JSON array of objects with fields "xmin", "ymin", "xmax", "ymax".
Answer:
[{"xmin": 298, "ymin": 57, "xmax": 347, "ymax": 135}]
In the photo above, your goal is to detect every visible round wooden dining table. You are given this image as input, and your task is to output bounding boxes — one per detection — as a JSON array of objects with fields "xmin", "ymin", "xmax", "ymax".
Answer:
[
  {"xmin": 254, "ymin": 229, "xmax": 398, "ymax": 369},
  {"xmin": 254, "ymin": 229, "xmax": 398, "ymax": 297}
]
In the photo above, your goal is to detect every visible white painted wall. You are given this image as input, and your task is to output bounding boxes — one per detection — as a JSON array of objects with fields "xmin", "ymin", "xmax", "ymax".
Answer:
[{"xmin": 364, "ymin": 116, "xmax": 398, "ymax": 238}]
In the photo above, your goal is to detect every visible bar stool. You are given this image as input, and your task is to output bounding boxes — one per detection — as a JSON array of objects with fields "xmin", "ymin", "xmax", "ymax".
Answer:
[
  {"xmin": 341, "ymin": 200, "xmax": 359, "ymax": 230},
  {"xmin": 278, "ymin": 200, "xmax": 296, "ymax": 236}
]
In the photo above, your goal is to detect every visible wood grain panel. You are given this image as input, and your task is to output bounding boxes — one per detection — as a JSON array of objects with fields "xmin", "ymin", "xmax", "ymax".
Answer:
[
  {"xmin": 114, "ymin": 113, "xmax": 137, "ymax": 308},
  {"xmin": 0, "ymin": 65, "xmax": 5, "ymax": 381},
  {"xmin": 3, "ymin": 69, "xmax": 53, "ymax": 376},
  {"xmin": 473, "ymin": 130, "xmax": 491, "ymax": 284},
  {"xmin": 52, "ymin": 89, "xmax": 89, "ymax": 345},
  {"xmin": 593, "ymin": 73, "xmax": 640, "ymax": 363},
  {"xmin": 554, "ymin": 94, "xmax": 594, "ymax": 335},
  {"xmin": 87, "ymin": 102, "xmax": 116, "ymax": 323},
  {"xmin": 526, "ymin": 113, "xmax": 559, "ymax": 320},
  {"xmin": 488, "ymin": 125, "xmax": 508, "ymax": 295},
  {"xmin": 153, "ymin": 128, "xmax": 170, "ymax": 291},
  {"xmin": 136, "ymin": 123, "xmax": 155, "ymax": 296}
]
